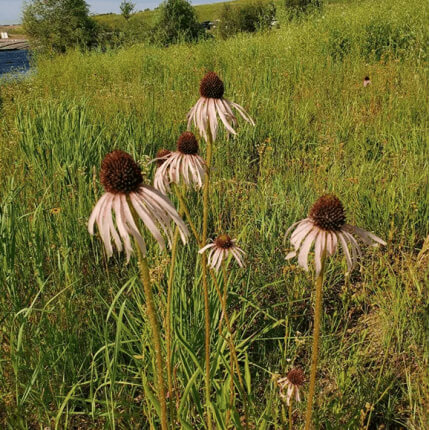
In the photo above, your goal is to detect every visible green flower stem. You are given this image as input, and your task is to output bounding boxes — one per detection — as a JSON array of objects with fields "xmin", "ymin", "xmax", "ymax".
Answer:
[
  {"xmin": 202, "ymin": 129, "xmax": 214, "ymax": 429},
  {"xmin": 289, "ymin": 401, "xmax": 293, "ymax": 429},
  {"xmin": 136, "ymin": 247, "xmax": 169, "ymax": 430},
  {"xmin": 304, "ymin": 258, "xmax": 326, "ymax": 430},
  {"xmin": 128, "ymin": 200, "xmax": 169, "ymax": 430}
]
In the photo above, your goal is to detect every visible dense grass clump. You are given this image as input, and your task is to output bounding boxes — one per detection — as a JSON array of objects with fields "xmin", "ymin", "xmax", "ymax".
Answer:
[{"xmin": 0, "ymin": 0, "xmax": 428, "ymax": 428}]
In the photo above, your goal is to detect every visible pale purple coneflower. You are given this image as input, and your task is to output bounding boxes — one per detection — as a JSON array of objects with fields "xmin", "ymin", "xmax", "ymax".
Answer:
[
  {"xmin": 277, "ymin": 368, "xmax": 305, "ymax": 406},
  {"xmin": 88, "ymin": 150, "xmax": 189, "ymax": 262},
  {"xmin": 363, "ymin": 76, "xmax": 371, "ymax": 87},
  {"xmin": 285, "ymin": 194, "xmax": 386, "ymax": 275},
  {"xmin": 153, "ymin": 132, "xmax": 206, "ymax": 195},
  {"xmin": 199, "ymin": 234, "xmax": 245, "ymax": 272},
  {"xmin": 187, "ymin": 72, "xmax": 255, "ymax": 142}
]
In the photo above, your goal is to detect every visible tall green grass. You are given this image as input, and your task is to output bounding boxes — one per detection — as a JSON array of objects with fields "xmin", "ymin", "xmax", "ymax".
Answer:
[{"xmin": 0, "ymin": 0, "xmax": 428, "ymax": 427}]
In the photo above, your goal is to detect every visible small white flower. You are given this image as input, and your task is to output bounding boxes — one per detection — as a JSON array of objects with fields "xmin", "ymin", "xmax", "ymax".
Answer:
[
  {"xmin": 187, "ymin": 72, "xmax": 255, "ymax": 142},
  {"xmin": 199, "ymin": 234, "xmax": 245, "ymax": 272},
  {"xmin": 285, "ymin": 194, "xmax": 386, "ymax": 275},
  {"xmin": 88, "ymin": 150, "xmax": 189, "ymax": 262},
  {"xmin": 153, "ymin": 132, "xmax": 206, "ymax": 195}
]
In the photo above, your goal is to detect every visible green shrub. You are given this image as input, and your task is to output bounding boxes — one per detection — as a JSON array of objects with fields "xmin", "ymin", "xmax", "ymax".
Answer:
[
  {"xmin": 218, "ymin": 1, "xmax": 276, "ymax": 39},
  {"xmin": 22, "ymin": 0, "xmax": 98, "ymax": 53},
  {"xmin": 153, "ymin": 0, "xmax": 204, "ymax": 46}
]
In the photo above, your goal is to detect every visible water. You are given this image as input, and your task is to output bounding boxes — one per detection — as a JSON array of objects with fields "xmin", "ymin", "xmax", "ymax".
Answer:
[{"xmin": 0, "ymin": 49, "xmax": 30, "ymax": 76}]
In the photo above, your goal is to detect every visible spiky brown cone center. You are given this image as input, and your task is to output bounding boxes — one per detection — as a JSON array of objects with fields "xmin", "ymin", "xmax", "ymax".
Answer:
[
  {"xmin": 287, "ymin": 368, "xmax": 305, "ymax": 386},
  {"xmin": 100, "ymin": 150, "xmax": 143, "ymax": 194},
  {"xmin": 199, "ymin": 72, "xmax": 224, "ymax": 99},
  {"xmin": 309, "ymin": 194, "xmax": 346, "ymax": 232},
  {"xmin": 156, "ymin": 148, "xmax": 171, "ymax": 167},
  {"xmin": 177, "ymin": 132, "xmax": 199, "ymax": 155},
  {"xmin": 215, "ymin": 234, "xmax": 233, "ymax": 249}
]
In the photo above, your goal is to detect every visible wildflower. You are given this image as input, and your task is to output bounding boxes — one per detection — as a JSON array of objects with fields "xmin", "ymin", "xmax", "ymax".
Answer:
[
  {"xmin": 277, "ymin": 368, "xmax": 305, "ymax": 406},
  {"xmin": 199, "ymin": 234, "xmax": 245, "ymax": 272},
  {"xmin": 88, "ymin": 150, "xmax": 189, "ymax": 261},
  {"xmin": 50, "ymin": 207, "xmax": 61, "ymax": 215},
  {"xmin": 187, "ymin": 72, "xmax": 255, "ymax": 142},
  {"xmin": 285, "ymin": 195, "xmax": 386, "ymax": 275},
  {"xmin": 153, "ymin": 132, "xmax": 206, "ymax": 195},
  {"xmin": 363, "ymin": 76, "xmax": 371, "ymax": 87}
]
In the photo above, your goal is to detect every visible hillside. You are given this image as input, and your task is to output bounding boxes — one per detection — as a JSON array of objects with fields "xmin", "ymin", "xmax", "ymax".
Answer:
[{"xmin": 0, "ymin": 0, "xmax": 428, "ymax": 428}]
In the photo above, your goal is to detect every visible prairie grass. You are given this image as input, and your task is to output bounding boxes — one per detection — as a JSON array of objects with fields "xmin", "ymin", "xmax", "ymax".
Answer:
[{"xmin": 0, "ymin": 0, "xmax": 428, "ymax": 428}]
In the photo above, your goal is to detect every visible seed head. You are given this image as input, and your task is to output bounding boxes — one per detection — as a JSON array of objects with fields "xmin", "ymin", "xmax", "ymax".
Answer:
[
  {"xmin": 215, "ymin": 234, "xmax": 233, "ymax": 249},
  {"xmin": 287, "ymin": 368, "xmax": 305, "ymax": 386},
  {"xmin": 156, "ymin": 148, "xmax": 171, "ymax": 167},
  {"xmin": 100, "ymin": 150, "xmax": 143, "ymax": 194},
  {"xmin": 199, "ymin": 72, "xmax": 224, "ymax": 99},
  {"xmin": 309, "ymin": 194, "xmax": 346, "ymax": 232},
  {"xmin": 177, "ymin": 132, "xmax": 199, "ymax": 155}
]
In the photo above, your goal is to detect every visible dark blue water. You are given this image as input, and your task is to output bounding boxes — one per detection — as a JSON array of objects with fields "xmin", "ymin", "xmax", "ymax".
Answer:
[{"xmin": 0, "ymin": 49, "xmax": 30, "ymax": 76}]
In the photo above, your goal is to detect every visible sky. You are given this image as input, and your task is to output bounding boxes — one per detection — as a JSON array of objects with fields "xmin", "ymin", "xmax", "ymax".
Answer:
[{"xmin": 0, "ymin": 0, "xmax": 227, "ymax": 25}]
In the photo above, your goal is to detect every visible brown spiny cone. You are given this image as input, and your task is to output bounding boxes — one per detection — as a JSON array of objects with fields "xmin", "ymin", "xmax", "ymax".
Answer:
[
  {"xmin": 199, "ymin": 72, "xmax": 224, "ymax": 99},
  {"xmin": 177, "ymin": 132, "xmax": 199, "ymax": 155},
  {"xmin": 287, "ymin": 368, "xmax": 305, "ymax": 386},
  {"xmin": 215, "ymin": 234, "xmax": 234, "ymax": 249},
  {"xmin": 100, "ymin": 150, "xmax": 143, "ymax": 194},
  {"xmin": 156, "ymin": 148, "xmax": 171, "ymax": 167},
  {"xmin": 309, "ymin": 194, "xmax": 346, "ymax": 232}
]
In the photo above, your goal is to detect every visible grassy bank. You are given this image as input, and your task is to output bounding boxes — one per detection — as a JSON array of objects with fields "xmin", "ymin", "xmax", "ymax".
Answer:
[{"xmin": 0, "ymin": 0, "xmax": 428, "ymax": 428}]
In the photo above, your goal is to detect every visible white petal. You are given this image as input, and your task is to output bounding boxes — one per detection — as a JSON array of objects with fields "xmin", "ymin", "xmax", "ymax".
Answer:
[
  {"xmin": 314, "ymin": 231, "xmax": 326, "ymax": 277},
  {"xmin": 297, "ymin": 228, "xmax": 318, "ymax": 271},
  {"xmin": 215, "ymin": 99, "xmax": 236, "ymax": 135},
  {"xmin": 130, "ymin": 193, "xmax": 166, "ymax": 251},
  {"xmin": 199, "ymin": 243, "xmax": 215, "ymax": 254},
  {"xmin": 337, "ymin": 231, "xmax": 353, "ymax": 273},
  {"xmin": 345, "ymin": 224, "xmax": 386, "ymax": 246},
  {"xmin": 113, "ymin": 195, "xmax": 134, "ymax": 262},
  {"xmin": 121, "ymin": 194, "xmax": 147, "ymax": 255},
  {"xmin": 88, "ymin": 193, "xmax": 109, "ymax": 235}
]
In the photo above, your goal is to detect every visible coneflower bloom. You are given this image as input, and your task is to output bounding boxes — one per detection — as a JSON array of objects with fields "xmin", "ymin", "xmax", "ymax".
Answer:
[
  {"xmin": 88, "ymin": 150, "xmax": 189, "ymax": 261},
  {"xmin": 363, "ymin": 76, "xmax": 371, "ymax": 87},
  {"xmin": 187, "ymin": 72, "xmax": 255, "ymax": 142},
  {"xmin": 153, "ymin": 132, "xmax": 206, "ymax": 195},
  {"xmin": 277, "ymin": 368, "xmax": 305, "ymax": 406},
  {"xmin": 199, "ymin": 234, "xmax": 245, "ymax": 272},
  {"xmin": 285, "ymin": 195, "xmax": 386, "ymax": 275}
]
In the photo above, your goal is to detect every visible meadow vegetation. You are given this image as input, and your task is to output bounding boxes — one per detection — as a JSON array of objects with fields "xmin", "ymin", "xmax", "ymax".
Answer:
[{"xmin": 0, "ymin": 0, "xmax": 428, "ymax": 428}]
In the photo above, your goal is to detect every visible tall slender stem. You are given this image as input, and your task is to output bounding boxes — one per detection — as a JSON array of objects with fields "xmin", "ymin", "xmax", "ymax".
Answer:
[
  {"xmin": 166, "ymin": 225, "xmax": 180, "ymax": 426},
  {"xmin": 128, "ymin": 200, "xmax": 169, "ymax": 430},
  {"xmin": 288, "ymin": 401, "xmax": 293, "ymax": 429},
  {"xmin": 304, "ymin": 260, "xmax": 326, "ymax": 430},
  {"xmin": 137, "ymin": 250, "xmax": 169, "ymax": 430},
  {"xmin": 202, "ymin": 130, "xmax": 213, "ymax": 429}
]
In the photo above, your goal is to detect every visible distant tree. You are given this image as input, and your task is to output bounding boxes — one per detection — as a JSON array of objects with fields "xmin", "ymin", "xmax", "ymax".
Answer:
[
  {"xmin": 154, "ymin": 0, "xmax": 204, "ymax": 45},
  {"xmin": 120, "ymin": 0, "xmax": 135, "ymax": 20},
  {"xmin": 218, "ymin": 1, "xmax": 276, "ymax": 39},
  {"xmin": 22, "ymin": 0, "xmax": 97, "ymax": 52}
]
